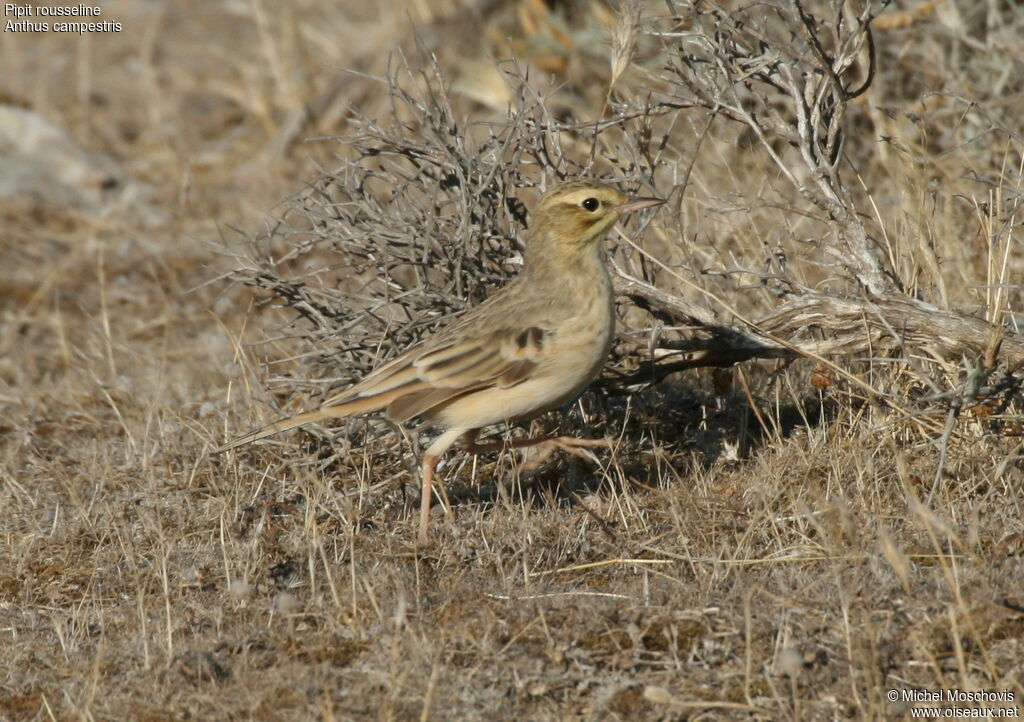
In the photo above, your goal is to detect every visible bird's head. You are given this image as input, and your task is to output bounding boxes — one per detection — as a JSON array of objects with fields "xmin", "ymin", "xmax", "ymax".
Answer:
[{"xmin": 528, "ymin": 180, "xmax": 664, "ymax": 256}]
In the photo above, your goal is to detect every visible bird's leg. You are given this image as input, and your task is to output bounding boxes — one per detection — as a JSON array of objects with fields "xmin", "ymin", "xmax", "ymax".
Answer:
[
  {"xmin": 418, "ymin": 427, "xmax": 470, "ymax": 545},
  {"xmin": 419, "ymin": 454, "xmax": 438, "ymax": 546},
  {"xmin": 419, "ymin": 428, "xmax": 610, "ymax": 544},
  {"xmin": 460, "ymin": 430, "xmax": 611, "ymax": 471},
  {"xmin": 514, "ymin": 436, "xmax": 611, "ymax": 471}
]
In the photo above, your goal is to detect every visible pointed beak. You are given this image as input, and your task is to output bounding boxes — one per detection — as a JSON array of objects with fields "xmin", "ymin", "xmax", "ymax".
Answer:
[{"xmin": 614, "ymin": 196, "xmax": 665, "ymax": 217}]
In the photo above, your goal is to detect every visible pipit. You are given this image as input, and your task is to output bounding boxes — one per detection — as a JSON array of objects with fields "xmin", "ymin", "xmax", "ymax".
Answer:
[{"xmin": 214, "ymin": 180, "xmax": 663, "ymax": 543}]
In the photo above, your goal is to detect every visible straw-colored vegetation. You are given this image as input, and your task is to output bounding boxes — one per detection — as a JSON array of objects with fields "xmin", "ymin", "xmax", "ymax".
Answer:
[{"xmin": 2, "ymin": 1, "xmax": 1022, "ymax": 719}]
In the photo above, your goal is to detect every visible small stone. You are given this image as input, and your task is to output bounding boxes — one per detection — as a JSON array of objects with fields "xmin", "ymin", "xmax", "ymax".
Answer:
[
  {"xmin": 527, "ymin": 682, "xmax": 548, "ymax": 697},
  {"xmin": 273, "ymin": 591, "xmax": 300, "ymax": 615},
  {"xmin": 776, "ymin": 647, "xmax": 803, "ymax": 678},
  {"xmin": 643, "ymin": 686, "xmax": 672, "ymax": 704},
  {"xmin": 227, "ymin": 579, "xmax": 250, "ymax": 600}
]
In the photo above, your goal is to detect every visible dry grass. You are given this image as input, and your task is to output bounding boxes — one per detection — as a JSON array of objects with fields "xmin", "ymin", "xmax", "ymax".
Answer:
[{"xmin": 2, "ymin": 1, "xmax": 1023, "ymax": 720}]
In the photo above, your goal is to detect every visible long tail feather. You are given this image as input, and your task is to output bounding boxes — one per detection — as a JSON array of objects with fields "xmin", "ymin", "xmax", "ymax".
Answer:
[
  {"xmin": 211, "ymin": 409, "xmax": 335, "ymax": 454},
  {"xmin": 211, "ymin": 395, "xmax": 388, "ymax": 455}
]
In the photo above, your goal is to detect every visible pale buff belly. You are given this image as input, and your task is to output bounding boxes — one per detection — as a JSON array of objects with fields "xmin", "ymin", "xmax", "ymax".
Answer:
[{"xmin": 430, "ymin": 301, "xmax": 614, "ymax": 431}]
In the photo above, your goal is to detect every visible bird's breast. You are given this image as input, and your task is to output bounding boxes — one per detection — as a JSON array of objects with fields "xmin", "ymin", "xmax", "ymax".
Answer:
[
  {"xmin": 432, "ymin": 267, "xmax": 614, "ymax": 430},
  {"xmin": 534, "ymin": 282, "xmax": 614, "ymax": 401}
]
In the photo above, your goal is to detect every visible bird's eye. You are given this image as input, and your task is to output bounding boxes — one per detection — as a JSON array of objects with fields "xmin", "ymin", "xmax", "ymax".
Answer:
[{"xmin": 581, "ymin": 197, "xmax": 601, "ymax": 212}]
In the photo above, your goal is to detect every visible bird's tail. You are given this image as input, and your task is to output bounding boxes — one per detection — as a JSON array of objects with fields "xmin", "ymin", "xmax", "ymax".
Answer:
[{"xmin": 210, "ymin": 396, "xmax": 385, "ymax": 455}]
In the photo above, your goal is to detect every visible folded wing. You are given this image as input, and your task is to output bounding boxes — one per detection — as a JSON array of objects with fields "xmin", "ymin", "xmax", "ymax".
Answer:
[{"xmin": 320, "ymin": 325, "xmax": 547, "ymax": 423}]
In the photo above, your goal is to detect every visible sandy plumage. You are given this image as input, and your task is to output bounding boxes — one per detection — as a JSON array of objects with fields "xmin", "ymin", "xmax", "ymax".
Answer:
[{"xmin": 215, "ymin": 180, "xmax": 663, "ymax": 543}]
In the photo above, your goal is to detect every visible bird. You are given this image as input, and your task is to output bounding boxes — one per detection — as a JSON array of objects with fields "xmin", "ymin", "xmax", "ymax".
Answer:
[{"xmin": 213, "ymin": 180, "xmax": 664, "ymax": 544}]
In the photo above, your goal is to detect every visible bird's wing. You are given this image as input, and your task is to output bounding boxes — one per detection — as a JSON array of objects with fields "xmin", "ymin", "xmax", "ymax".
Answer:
[
  {"xmin": 321, "ymin": 323, "xmax": 548, "ymax": 424},
  {"xmin": 210, "ymin": 325, "xmax": 543, "ymax": 454}
]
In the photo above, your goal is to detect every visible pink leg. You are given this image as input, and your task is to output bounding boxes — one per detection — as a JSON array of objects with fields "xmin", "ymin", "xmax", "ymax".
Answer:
[
  {"xmin": 460, "ymin": 430, "xmax": 611, "ymax": 471},
  {"xmin": 419, "ymin": 454, "xmax": 438, "ymax": 546},
  {"xmin": 417, "ymin": 427, "xmax": 467, "ymax": 545},
  {"xmin": 416, "ymin": 428, "xmax": 608, "ymax": 544}
]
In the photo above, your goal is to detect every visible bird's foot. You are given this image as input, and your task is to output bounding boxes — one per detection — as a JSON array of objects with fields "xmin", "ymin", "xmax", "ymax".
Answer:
[{"xmin": 516, "ymin": 436, "xmax": 611, "ymax": 472}]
